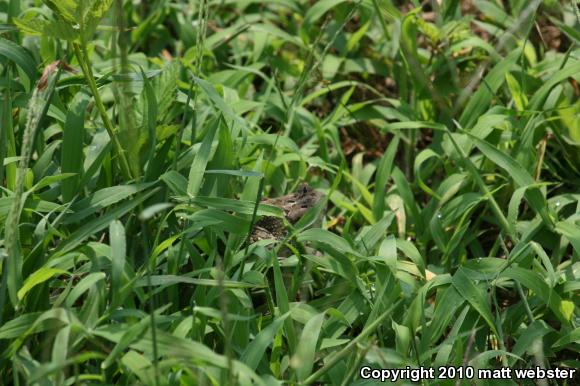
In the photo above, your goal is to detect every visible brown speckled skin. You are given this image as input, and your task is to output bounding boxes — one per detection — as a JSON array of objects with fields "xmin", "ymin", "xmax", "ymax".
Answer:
[{"xmin": 249, "ymin": 183, "xmax": 323, "ymax": 244}]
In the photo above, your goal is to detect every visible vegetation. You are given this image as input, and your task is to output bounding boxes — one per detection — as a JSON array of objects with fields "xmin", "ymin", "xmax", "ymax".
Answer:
[{"xmin": 0, "ymin": 0, "xmax": 579, "ymax": 384}]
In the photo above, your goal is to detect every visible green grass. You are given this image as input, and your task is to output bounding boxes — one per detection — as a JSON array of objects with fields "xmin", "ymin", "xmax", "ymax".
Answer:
[{"xmin": 1, "ymin": 0, "xmax": 579, "ymax": 385}]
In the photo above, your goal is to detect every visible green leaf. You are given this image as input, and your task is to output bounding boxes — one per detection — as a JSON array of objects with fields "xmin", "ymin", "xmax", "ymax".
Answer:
[
  {"xmin": 102, "ymin": 304, "xmax": 170, "ymax": 369},
  {"xmin": 187, "ymin": 118, "xmax": 219, "ymax": 197},
  {"xmin": 296, "ymin": 228, "xmax": 357, "ymax": 256},
  {"xmin": 292, "ymin": 312, "xmax": 325, "ymax": 381},
  {"xmin": 135, "ymin": 275, "xmax": 258, "ymax": 289},
  {"xmin": 101, "ymin": 304, "xmax": 170, "ymax": 369},
  {"xmin": 160, "ymin": 170, "xmax": 188, "ymax": 196},
  {"xmin": 0, "ymin": 37, "xmax": 37, "ymax": 85},
  {"xmin": 528, "ymin": 60, "xmax": 580, "ymax": 110},
  {"xmin": 54, "ymin": 188, "xmax": 158, "ymax": 256},
  {"xmin": 392, "ymin": 167, "xmax": 423, "ymax": 235},
  {"xmin": 452, "ymin": 268, "xmax": 497, "ymax": 336},
  {"xmin": 0, "ymin": 312, "xmax": 42, "ymax": 339},
  {"xmin": 500, "ymin": 267, "xmax": 570, "ymax": 324},
  {"xmin": 63, "ymin": 183, "xmax": 155, "ymax": 224},
  {"xmin": 414, "ymin": 148, "xmax": 442, "ymax": 199},
  {"xmin": 303, "ymin": 0, "xmax": 349, "ymax": 33},
  {"xmin": 192, "ymin": 77, "xmax": 247, "ymax": 131},
  {"xmin": 42, "ymin": 0, "xmax": 77, "ymax": 23},
  {"xmin": 373, "ymin": 136, "xmax": 399, "ymax": 220},
  {"xmin": 65, "ymin": 272, "xmax": 106, "ymax": 308},
  {"xmin": 459, "ymin": 48, "xmax": 521, "ymax": 128},
  {"xmin": 555, "ymin": 221, "xmax": 580, "ymax": 256},
  {"xmin": 61, "ymin": 91, "xmax": 90, "ymax": 202},
  {"xmin": 505, "ymin": 72, "xmax": 528, "ymax": 111},
  {"xmin": 30, "ymin": 173, "xmax": 76, "ymax": 193},
  {"xmin": 14, "ymin": 16, "xmax": 79, "ymax": 41},
  {"xmin": 552, "ymin": 327, "xmax": 580, "ymax": 349},
  {"xmin": 109, "ymin": 220, "xmax": 126, "ymax": 307},
  {"xmin": 93, "ymin": 324, "xmax": 265, "ymax": 384},
  {"xmin": 184, "ymin": 196, "xmax": 283, "ymax": 217},
  {"xmin": 272, "ymin": 255, "xmax": 297, "ymax": 355},
  {"xmin": 511, "ymin": 320, "xmax": 553, "ymax": 362},
  {"xmin": 241, "ymin": 312, "xmax": 290, "ymax": 370},
  {"xmin": 466, "ymin": 131, "xmax": 552, "ymax": 228},
  {"xmin": 18, "ymin": 268, "xmax": 68, "ymax": 301}
]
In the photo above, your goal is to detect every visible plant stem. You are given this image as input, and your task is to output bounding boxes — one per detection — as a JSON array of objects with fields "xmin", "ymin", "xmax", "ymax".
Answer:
[{"xmin": 73, "ymin": 42, "xmax": 133, "ymax": 180}]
